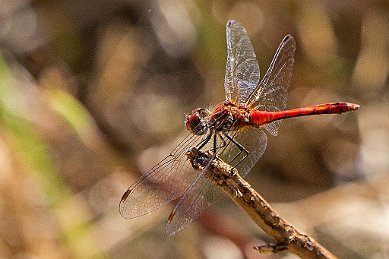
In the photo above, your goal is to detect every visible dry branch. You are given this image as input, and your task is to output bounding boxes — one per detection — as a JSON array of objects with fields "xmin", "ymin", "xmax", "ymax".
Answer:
[{"xmin": 187, "ymin": 147, "xmax": 337, "ymax": 259}]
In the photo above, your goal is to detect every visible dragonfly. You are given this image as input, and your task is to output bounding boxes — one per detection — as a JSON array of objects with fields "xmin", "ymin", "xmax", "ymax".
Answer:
[{"xmin": 119, "ymin": 20, "xmax": 359, "ymax": 236}]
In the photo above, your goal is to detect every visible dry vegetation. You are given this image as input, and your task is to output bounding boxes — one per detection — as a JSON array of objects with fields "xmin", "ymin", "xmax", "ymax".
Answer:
[{"xmin": 0, "ymin": 1, "xmax": 388, "ymax": 258}]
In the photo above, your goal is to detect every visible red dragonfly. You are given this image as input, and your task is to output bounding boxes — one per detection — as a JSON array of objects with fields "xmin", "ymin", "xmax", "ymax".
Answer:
[{"xmin": 119, "ymin": 20, "xmax": 359, "ymax": 235}]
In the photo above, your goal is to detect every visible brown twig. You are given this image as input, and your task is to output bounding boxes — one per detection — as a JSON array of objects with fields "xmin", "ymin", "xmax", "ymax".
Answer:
[{"xmin": 187, "ymin": 147, "xmax": 337, "ymax": 259}]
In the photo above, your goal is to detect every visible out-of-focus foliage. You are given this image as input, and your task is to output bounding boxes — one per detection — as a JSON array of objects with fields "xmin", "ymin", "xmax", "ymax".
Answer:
[{"xmin": 0, "ymin": 0, "xmax": 387, "ymax": 258}]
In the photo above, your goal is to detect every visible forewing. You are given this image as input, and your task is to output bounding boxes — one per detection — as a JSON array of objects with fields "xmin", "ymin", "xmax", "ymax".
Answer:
[
  {"xmin": 119, "ymin": 133, "xmax": 205, "ymax": 219},
  {"xmin": 165, "ymin": 174, "xmax": 218, "ymax": 236},
  {"xmin": 219, "ymin": 127, "xmax": 267, "ymax": 177},
  {"xmin": 224, "ymin": 20, "xmax": 260, "ymax": 104},
  {"xmin": 246, "ymin": 35, "xmax": 296, "ymax": 136},
  {"xmin": 165, "ymin": 127, "xmax": 268, "ymax": 235}
]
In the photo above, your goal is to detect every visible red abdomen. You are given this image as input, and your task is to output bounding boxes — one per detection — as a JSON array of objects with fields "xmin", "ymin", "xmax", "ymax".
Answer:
[{"xmin": 249, "ymin": 102, "xmax": 359, "ymax": 127}]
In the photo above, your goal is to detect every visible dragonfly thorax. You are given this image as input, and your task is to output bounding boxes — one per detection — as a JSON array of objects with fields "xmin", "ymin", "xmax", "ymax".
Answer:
[
  {"xmin": 186, "ymin": 101, "xmax": 249, "ymax": 136},
  {"xmin": 199, "ymin": 101, "xmax": 250, "ymax": 133}
]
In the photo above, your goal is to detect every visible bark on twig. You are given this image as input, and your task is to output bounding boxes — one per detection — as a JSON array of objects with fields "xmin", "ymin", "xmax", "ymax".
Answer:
[{"xmin": 187, "ymin": 148, "xmax": 337, "ymax": 259}]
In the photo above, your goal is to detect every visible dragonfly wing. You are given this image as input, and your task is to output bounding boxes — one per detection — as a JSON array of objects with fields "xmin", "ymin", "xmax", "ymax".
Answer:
[
  {"xmin": 219, "ymin": 127, "xmax": 267, "ymax": 177},
  {"xmin": 119, "ymin": 134, "xmax": 205, "ymax": 219},
  {"xmin": 166, "ymin": 173, "xmax": 218, "ymax": 236},
  {"xmin": 224, "ymin": 20, "xmax": 260, "ymax": 104},
  {"xmin": 165, "ymin": 132, "xmax": 223, "ymax": 235},
  {"xmin": 166, "ymin": 127, "xmax": 267, "ymax": 235},
  {"xmin": 246, "ymin": 35, "xmax": 296, "ymax": 136}
]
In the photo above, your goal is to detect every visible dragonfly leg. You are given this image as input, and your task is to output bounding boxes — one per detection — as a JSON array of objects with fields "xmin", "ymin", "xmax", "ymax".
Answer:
[
  {"xmin": 212, "ymin": 131, "xmax": 218, "ymax": 155},
  {"xmin": 221, "ymin": 131, "xmax": 249, "ymax": 168},
  {"xmin": 215, "ymin": 133, "xmax": 228, "ymax": 151},
  {"xmin": 196, "ymin": 131, "xmax": 212, "ymax": 150}
]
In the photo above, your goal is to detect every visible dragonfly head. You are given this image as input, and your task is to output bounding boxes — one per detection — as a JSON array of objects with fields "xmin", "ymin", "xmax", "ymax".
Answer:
[{"xmin": 185, "ymin": 108, "xmax": 210, "ymax": 135}]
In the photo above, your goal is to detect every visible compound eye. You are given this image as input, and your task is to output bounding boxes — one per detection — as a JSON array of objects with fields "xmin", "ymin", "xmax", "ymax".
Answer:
[
  {"xmin": 185, "ymin": 108, "xmax": 210, "ymax": 135},
  {"xmin": 188, "ymin": 115, "xmax": 200, "ymax": 131}
]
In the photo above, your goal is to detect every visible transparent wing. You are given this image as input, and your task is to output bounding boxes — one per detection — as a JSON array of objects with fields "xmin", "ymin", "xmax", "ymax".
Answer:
[
  {"xmin": 119, "ymin": 133, "xmax": 207, "ymax": 219},
  {"xmin": 219, "ymin": 127, "xmax": 267, "ymax": 177},
  {"xmin": 245, "ymin": 35, "xmax": 296, "ymax": 136},
  {"xmin": 166, "ymin": 174, "xmax": 218, "ymax": 236},
  {"xmin": 224, "ymin": 20, "xmax": 260, "ymax": 104},
  {"xmin": 165, "ymin": 127, "xmax": 267, "ymax": 235}
]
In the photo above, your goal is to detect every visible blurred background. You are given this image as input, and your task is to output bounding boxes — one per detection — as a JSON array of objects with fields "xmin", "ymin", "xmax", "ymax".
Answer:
[{"xmin": 0, "ymin": 0, "xmax": 388, "ymax": 258}]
